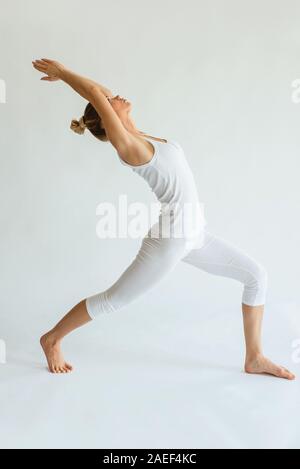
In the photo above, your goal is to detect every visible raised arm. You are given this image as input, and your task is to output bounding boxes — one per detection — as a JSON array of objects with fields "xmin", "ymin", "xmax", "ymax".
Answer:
[
  {"xmin": 32, "ymin": 58, "xmax": 132, "ymax": 151},
  {"xmin": 32, "ymin": 58, "xmax": 114, "ymax": 98}
]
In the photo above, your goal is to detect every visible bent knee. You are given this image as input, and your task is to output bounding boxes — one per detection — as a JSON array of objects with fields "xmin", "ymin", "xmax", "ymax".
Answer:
[
  {"xmin": 243, "ymin": 262, "xmax": 268, "ymax": 306},
  {"xmin": 246, "ymin": 262, "xmax": 268, "ymax": 289},
  {"xmin": 253, "ymin": 263, "xmax": 268, "ymax": 289}
]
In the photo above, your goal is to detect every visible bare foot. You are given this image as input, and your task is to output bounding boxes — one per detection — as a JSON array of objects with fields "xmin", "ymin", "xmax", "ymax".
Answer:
[
  {"xmin": 245, "ymin": 354, "xmax": 295, "ymax": 380},
  {"xmin": 40, "ymin": 332, "xmax": 73, "ymax": 374}
]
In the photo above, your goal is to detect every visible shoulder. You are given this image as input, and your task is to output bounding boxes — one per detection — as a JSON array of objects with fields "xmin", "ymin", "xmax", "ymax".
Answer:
[{"xmin": 117, "ymin": 134, "xmax": 154, "ymax": 166}]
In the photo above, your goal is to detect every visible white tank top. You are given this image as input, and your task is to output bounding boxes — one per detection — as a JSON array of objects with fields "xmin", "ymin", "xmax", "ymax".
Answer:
[{"xmin": 118, "ymin": 138, "xmax": 206, "ymax": 246}]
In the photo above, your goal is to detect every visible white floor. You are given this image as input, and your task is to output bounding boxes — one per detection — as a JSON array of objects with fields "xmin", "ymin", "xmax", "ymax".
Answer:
[{"xmin": 1, "ymin": 299, "xmax": 300, "ymax": 449}]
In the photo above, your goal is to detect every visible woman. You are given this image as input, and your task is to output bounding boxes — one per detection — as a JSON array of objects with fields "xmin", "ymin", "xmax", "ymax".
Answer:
[{"xmin": 32, "ymin": 58, "xmax": 295, "ymax": 380}]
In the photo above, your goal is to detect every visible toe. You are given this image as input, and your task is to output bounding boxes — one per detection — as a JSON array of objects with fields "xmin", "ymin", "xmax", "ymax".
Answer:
[
  {"xmin": 280, "ymin": 369, "xmax": 291, "ymax": 379},
  {"xmin": 274, "ymin": 366, "xmax": 292, "ymax": 380},
  {"xmin": 275, "ymin": 367, "xmax": 285, "ymax": 378},
  {"xmin": 282, "ymin": 367, "xmax": 295, "ymax": 380}
]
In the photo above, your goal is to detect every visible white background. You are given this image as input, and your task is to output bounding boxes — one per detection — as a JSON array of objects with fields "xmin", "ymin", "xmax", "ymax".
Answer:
[{"xmin": 1, "ymin": 0, "xmax": 300, "ymax": 449}]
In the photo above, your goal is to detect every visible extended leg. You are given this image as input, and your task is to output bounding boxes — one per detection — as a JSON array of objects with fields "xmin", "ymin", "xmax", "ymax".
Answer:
[
  {"xmin": 41, "ymin": 235, "xmax": 189, "ymax": 373},
  {"xmin": 182, "ymin": 231, "xmax": 295, "ymax": 380}
]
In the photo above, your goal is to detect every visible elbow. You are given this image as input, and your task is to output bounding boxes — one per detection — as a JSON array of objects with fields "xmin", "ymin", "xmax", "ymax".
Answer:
[
  {"xmin": 88, "ymin": 84, "xmax": 98, "ymax": 99},
  {"xmin": 88, "ymin": 85, "xmax": 102, "ymax": 103}
]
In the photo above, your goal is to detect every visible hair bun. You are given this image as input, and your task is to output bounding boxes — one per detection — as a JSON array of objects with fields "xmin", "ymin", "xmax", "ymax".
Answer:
[{"xmin": 70, "ymin": 116, "xmax": 86, "ymax": 135}]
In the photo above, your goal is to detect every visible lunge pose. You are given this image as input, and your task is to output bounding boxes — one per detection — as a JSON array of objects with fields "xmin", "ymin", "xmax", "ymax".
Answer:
[{"xmin": 32, "ymin": 58, "xmax": 295, "ymax": 379}]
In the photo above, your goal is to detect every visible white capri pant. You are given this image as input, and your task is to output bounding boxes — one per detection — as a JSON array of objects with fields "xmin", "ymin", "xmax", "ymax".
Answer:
[{"xmin": 86, "ymin": 230, "xmax": 268, "ymax": 319}]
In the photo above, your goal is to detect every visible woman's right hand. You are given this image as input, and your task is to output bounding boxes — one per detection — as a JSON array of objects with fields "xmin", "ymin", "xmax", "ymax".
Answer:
[{"xmin": 32, "ymin": 58, "xmax": 66, "ymax": 81}]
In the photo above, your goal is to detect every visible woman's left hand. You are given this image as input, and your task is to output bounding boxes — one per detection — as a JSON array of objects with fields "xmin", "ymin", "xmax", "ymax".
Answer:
[{"xmin": 32, "ymin": 58, "xmax": 65, "ymax": 81}]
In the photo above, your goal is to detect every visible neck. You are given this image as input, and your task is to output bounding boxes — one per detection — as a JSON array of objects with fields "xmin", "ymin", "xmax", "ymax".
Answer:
[{"xmin": 121, "ymin": 113, "xmax": 145, "ymax": 137}]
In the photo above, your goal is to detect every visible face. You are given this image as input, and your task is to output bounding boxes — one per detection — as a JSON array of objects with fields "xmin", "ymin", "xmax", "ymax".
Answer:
[
  {"xmin": 107, "ymin": 94, "xmax": 132, "ymax": 114},
  {"xmin": 99, "ymin": 95, "xmax": 132, "ymax": 132}
]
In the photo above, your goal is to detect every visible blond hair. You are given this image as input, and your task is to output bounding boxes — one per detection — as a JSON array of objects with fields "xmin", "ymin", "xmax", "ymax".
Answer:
[
  {"xmin": 70, "ymin": 116, "xmax": 87, "ymax": 135},
  {"xmin": 70, "ymin": 103, "xmax": 108, "ymax": 141}
]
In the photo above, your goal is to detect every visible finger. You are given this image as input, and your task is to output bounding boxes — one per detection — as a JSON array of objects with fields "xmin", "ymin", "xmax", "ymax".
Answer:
[
  {"xmin": 40, "ymin": 76, "xmax": 57, "ymax": 81},
  {"xmin": 32, "ymin": 63, "xmax": 47, "ymax": 72},
  {"xmin": 33, "ymin": 59, "xmax": 47, "ymax": 65},
  {"xmin": 33, "ymin": 61, "xmax": 47, "ymax": 69},
  {"xmin": 41, "ymin": 58, "xmax": 53, "ymax": 63}
]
